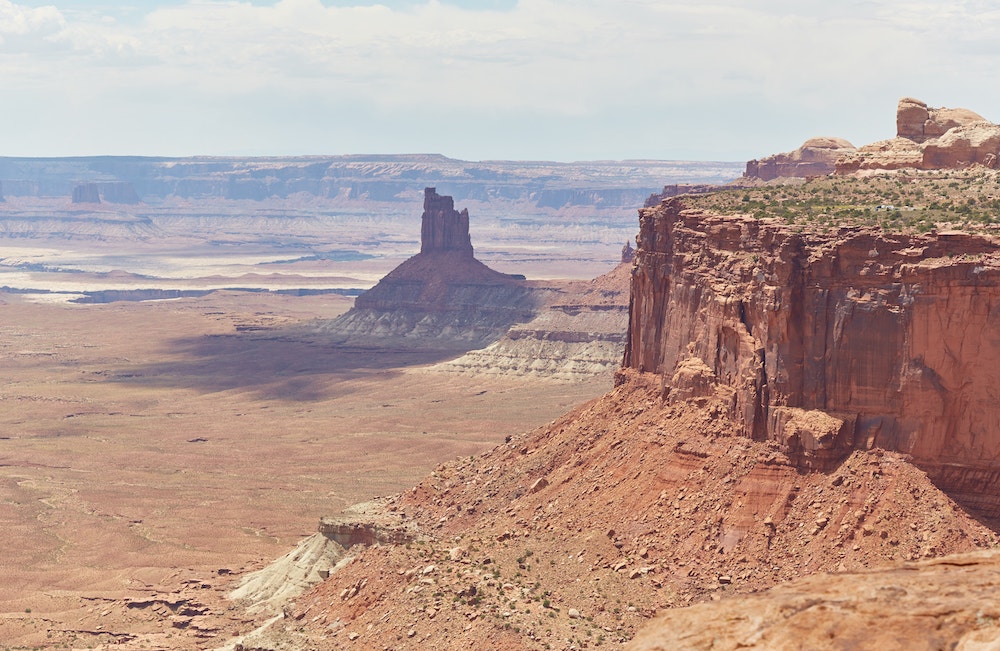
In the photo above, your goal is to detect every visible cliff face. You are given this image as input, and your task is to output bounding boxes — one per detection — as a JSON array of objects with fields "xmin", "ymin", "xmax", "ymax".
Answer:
[
  {"xmin": 624, "ymin": 198, "xmax": 1000, "ymax": 515},
  {"xmin": 71, "ymin": 183, "xmax": 101, "ymax": 204}
]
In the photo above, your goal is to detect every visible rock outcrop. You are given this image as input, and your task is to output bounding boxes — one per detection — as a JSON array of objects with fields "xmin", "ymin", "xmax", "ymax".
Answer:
[
  {"xmin": 270, "ymin": 372, "xmax": 996, "ymax": 650},
  {"xmin": 643, "ymin": 183, "xmax": 720, "ymax": 207},
  {"xmin": 838, "ymin": 97, "xmax": 1000, "ymax": 172},
  {"xmin": 625, "ymin": 197, "xmax": 1000, "ymax": 516},
  {"xmin": 628, "ymin": 549, "xmax": 1000, "ymax": 651},
  {"xmin": 744, "ymin": 137, "xmax": 856, "ymax": 181},
  {"xmin": 317, "ymin": 188, "xmax": 545, "ymax": 349},
  {"xmin": 419, "ymin": 187, "xmax": 473, "ymax": 256},
  {"xmin": 896, "ymin": 96, "xmax": 986, "ymax": 143}
]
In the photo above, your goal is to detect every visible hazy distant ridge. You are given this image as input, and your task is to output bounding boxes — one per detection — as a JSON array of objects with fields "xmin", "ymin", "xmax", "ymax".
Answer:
[{"xmin": 0, "ymin": 154, "xmax": 742, "ymax": 207}]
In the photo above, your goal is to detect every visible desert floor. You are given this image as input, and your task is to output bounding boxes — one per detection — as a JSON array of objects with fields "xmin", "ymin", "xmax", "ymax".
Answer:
[{"xmin": 0, "ymin": 289, "xmax": 609, "ymax": 648}]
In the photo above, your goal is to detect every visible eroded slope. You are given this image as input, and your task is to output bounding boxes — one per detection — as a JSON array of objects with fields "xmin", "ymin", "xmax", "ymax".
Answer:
[{"xmin": 246, "ymin": 373, "xmax": 995, "ymax": 650}]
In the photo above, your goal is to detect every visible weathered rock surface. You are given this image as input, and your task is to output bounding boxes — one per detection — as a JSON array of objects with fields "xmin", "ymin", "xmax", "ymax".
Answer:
[
  {"xmin": 317, "ymin": 188, "xmax": 547, "ymax": 349},
  {"xmin": 228, "ymin": 533, "xmax": 347, "ymax": 615},
  {"xmin": 744, "ymin": 137, "xmax": 856, "ymax": 181},
  {"xmin": 838, "ymin": 97, "xmax": 1000, "ymax": 172},
  {"xmin": 896, "ymin": 96, "xmax": 986, "ymax": 144},
  {"xmin": 625, "ymin": 197, "xmax": 1000, "ymax": 516},
  {"xmin": 628, "ymin": 550, "xmax": 1000, "ymax": 651}
]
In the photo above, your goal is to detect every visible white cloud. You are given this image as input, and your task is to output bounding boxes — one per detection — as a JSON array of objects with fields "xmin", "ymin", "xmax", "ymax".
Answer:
[
  {"xmin": 0, "ymin": 0, "xmax": 63, "ymax": 35},
  {"xmin": 0, "ymin": 0, "xmax": 999, "ymax": 159}
]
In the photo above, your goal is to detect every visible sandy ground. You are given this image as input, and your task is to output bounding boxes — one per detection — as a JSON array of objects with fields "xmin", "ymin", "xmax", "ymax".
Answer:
[{"xmin": 0, "ymin": 290, "xmax": 609, "ymax": 648}]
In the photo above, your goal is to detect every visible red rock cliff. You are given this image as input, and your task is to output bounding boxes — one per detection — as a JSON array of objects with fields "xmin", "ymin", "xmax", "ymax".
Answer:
[{"xmin": 624, "ymin": 198, "xmax": 1000, "ymax": 516}]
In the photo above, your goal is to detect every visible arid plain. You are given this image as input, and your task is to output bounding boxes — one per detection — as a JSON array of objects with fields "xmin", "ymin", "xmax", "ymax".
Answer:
[{"xmin": 0, "ymin": 193, "xmax": 631, "ymax": 648}]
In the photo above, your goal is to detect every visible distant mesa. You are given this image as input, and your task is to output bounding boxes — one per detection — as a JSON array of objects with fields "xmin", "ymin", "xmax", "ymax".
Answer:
[
  {"xmin": 71, "ymin": 181, "xmax": 141, "ymax": 205},
  {"xmin": 72, "ymin": 183, "xmax": 101, "ymax": 204},
  {"xmin": 643, "ymin": 183, "xmax": 719, "ymax": 207},
  {"xmin": 0, "ymin": 155, "xmax": 743, "ymax": 206}
]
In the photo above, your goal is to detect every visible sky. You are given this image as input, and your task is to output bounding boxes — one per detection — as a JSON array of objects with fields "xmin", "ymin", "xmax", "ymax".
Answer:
[{"xmin": 1, "ymin": 0, "xmax": 999, "ymax": 161}]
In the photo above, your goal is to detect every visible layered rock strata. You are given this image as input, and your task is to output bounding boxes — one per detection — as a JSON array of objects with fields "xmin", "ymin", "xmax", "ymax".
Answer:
[
  {"xmin": 429, "ymin": 262, "xmax": 630, "ymax": 380},
  {"xmin": 318, "ymin": 188, "xmax": 544, "ymax": 349},
  {"xmin": 624, "ymin": 198, "xmax": 1000, "ymax": 516}
]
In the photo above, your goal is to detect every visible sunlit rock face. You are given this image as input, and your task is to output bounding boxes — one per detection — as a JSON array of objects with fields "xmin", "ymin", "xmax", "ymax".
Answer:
[
  {"xmin": 839, "ymin": 97, "xmax": 1000, "ymax": 172},
  {"xmin": 625, "ymin": 197, "xmax": 1000, "ymax": 516}
]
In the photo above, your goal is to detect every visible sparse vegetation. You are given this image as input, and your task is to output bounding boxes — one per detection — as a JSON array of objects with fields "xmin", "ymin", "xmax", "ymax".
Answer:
[{"xmin": 687, "ymin": 169, "xmax": 1000, "ymax": 234}]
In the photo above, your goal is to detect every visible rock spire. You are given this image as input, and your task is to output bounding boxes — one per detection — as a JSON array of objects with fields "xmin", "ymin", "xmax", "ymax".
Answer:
[{"xmin": 420, "ymin": 187, "xmax": 473, "ymax": 256}]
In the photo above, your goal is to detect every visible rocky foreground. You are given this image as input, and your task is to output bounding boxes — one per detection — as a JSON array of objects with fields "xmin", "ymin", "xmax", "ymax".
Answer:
[{"xmin": 237, "ymin": 373, "xmax": 995, "ymax": 650}]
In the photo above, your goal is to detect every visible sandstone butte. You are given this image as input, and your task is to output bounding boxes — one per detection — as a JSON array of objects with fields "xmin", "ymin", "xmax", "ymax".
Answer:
[
  {"xmin": 744, "ymin": 97, "xmax": 1000, "ymax": 181},
  {"xmin": 227, "ymin": 182, "xmax": 1000, "ymax": 650},
  {"xmin": 316, "ymin": 187, "xmax": 543, "ymax": 349}
]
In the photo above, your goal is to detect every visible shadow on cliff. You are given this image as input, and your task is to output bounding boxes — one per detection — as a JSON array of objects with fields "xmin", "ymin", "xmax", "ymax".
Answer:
[{"xmin": 108, "ymin": 332, "xmax": 467, "ymax": 401}]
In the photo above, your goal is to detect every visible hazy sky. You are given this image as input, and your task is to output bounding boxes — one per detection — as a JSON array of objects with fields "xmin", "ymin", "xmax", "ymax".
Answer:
[{"xmin": 2, "ymin": 0, "xmax": 997, "ymax": 160}]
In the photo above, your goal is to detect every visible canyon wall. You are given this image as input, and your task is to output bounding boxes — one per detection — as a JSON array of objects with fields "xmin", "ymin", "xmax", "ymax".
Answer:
[{"xmin": 624, "ymin": 198, "xmax": 1000, "ymax": 516}]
